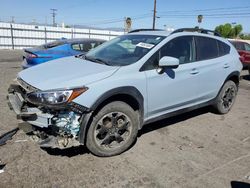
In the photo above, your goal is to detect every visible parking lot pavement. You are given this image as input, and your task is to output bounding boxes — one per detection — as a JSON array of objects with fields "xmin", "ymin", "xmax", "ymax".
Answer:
[{"xmin": 0, "ymin": 51, "xmax": 249, "ymax": 188}]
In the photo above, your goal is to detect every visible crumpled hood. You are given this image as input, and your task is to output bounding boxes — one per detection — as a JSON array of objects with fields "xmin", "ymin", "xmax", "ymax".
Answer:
[{"xmin": 18, "ymin": 56, "xmax": 119, "ymax": 90}]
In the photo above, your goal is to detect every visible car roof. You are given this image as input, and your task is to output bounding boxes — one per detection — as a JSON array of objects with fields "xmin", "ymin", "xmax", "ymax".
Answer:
[
  {"xmin": 127, "ymin": 28, "xmax": 221, "ymax": 38},
  {"xmin": 128, "ymin": 30, "xmax": 171, "ymax": 37},
  {"xmin": 62, "ymin": 38, "xmax": 106, "ymax": 44},
  {"xmin": 229, "ymin": 40, "xmax": 247, "ymax": 44}
]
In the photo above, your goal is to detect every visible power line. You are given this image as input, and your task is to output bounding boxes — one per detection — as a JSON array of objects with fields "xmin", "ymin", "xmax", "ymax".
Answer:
[
  {"xmin": 74, "ymin": 6, "xmax": 250, "ymax": 26},
  {"xmin": 157, "ymin": 6, "xmax": 250, "ymax": 14}
]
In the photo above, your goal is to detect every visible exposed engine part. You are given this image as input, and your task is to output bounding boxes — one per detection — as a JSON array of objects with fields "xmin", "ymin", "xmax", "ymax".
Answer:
[
  {"xmin": 52, "ymin": 111, "xmax": 81, "ymax": 137},
  {"xmin": 30, "ymin": 131, "xmax": 80, "ymax": 149}
]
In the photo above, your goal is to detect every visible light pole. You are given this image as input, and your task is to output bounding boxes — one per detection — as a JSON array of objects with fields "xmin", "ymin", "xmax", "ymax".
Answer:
[{"xmin": 152, "ymin": 0, "xmax": 156, "ymax": 30}]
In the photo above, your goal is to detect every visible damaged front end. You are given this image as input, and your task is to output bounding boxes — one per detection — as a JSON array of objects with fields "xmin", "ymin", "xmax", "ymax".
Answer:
[{"xmin": 7, "ymin": 78, "xmax": 90, "ymax": 148}]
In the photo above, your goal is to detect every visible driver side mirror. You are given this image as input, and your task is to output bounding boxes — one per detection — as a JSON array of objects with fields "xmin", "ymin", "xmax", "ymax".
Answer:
[
  {"xmin": 157, "ymin": 56, "xmax": 179, "ymax": 74},
  {"xmin": 159, "ymin": 56, "xmax": 179, "ymax": 69}
]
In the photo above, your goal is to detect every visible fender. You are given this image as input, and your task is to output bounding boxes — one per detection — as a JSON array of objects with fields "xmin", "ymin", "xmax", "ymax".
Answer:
[{"xmin": 79, "ymin": 86, "xmax": 144, "ymax": 144}]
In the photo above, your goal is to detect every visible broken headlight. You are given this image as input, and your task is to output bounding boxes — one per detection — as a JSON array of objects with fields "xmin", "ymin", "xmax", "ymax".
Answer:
[{"xmin": 26, "ymin": 87, "xmax": 88, "ymax": 106}]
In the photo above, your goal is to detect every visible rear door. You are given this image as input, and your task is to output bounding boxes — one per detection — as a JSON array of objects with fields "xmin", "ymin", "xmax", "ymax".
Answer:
[{"xmin": 193, "ymin": 36, "xmax": 231, "ymax": 102}]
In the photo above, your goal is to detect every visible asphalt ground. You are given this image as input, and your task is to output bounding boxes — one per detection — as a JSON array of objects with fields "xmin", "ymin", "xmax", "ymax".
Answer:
[{"xmin": 0, "ymin": 50, "xmax": 249, "ymax": 188}]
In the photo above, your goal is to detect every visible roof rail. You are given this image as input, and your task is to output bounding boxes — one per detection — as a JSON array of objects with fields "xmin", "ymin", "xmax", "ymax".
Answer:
[
  {"xmin": 128, "ymin": 29, "xmax": 164, "ymax": 33},
  {"xmin": 171, "ymin": 28, "xmax": 221, "ymax": 37}
]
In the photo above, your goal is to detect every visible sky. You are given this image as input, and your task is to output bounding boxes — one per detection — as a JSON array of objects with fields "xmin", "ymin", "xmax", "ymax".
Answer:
[{"xmin": 1, "ymin": 0, "xmax": 250, "ymax": 32}]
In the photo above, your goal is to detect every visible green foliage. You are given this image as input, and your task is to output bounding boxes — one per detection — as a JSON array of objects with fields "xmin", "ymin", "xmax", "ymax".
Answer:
[
  {"xmin": 215, "ymin": 23, "xmax": 243, "ymax": 38},
  {"xmin": 239, "ymin": 33, "xmax": 250, "ymax": 40}
]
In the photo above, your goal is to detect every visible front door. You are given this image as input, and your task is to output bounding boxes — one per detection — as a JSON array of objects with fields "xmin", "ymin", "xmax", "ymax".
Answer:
[{"xmin": 143, "ymin": 36, "xmax": 201, "ymax": 120}]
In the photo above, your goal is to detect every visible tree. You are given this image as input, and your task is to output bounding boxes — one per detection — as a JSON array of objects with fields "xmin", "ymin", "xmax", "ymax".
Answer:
[
  {"xmin": 239, "ymin": 33, "xmax": 250, "ymax": 40},
  {"xmin": 215, "ymin": 23, "xmax": 243, "ymax": 38}
]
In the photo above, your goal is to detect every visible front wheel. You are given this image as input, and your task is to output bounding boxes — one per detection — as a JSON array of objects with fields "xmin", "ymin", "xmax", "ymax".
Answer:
[
  {"xmin": 86, "ymin": 101, "xmax": 139, "ymax": 157},
  {"xmin": 213, "ymin": 80, "xmax": 238, "ymax": 114}
]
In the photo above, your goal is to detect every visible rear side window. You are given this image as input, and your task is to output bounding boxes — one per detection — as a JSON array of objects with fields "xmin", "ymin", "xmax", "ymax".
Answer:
[
  {"xmin": 218, "ymin": 41, "xmax": 230, "ymax": 56},
  {"xmin": 195, "ymin": 36, "xmax": 218, "ymax": 61},
  {"xmin": 232, "ymin": 42, "xmax": 245, "ymax": 51},
  {"xmin": 244, "ymin": 43, "xmax": 250, "ymax": 51},
  {"xmin": 72, "ymin": 42, "xmax": 101, "ymax": 52}
]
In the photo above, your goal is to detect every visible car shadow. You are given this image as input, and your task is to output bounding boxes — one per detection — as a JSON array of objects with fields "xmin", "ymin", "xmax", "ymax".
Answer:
[
  {"xmin": 242, "ymin": 74, "xmax": 250, "ymax": 81},
  {"xmin": 138, "ymin": 106, "xmax": 211, "ymax": 137},
  {"xmin": 42, "ymin": 106, "xmax": 211, "ymax": 157},
  {"xmin": 231, "ymin": 181, "xmax": 250, "ymax": 188},
  {"xmin": 41, "ymin": 145, "xmax": 89, "ymax": 157}
]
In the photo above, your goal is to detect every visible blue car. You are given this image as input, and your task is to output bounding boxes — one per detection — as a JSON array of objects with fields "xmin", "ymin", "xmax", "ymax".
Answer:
[{"xmin": 22, "ymin": 38, "xmax": 106, "ymax": 69}]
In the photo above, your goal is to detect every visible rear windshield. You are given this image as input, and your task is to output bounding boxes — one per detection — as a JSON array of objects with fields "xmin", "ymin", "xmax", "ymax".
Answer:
[{"xmin": 39, "ymin": 40, "xmax": 67, "ymax": 49}]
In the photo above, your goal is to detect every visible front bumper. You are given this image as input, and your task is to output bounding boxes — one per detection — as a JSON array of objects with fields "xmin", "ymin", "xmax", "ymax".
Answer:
[
  {"xmin": 7, "ymin": 84, "xmax": 53, "ymax": 128},
  {"xmin": 7, "ymin": 83, "xmax": 92, "ymax": 147}
]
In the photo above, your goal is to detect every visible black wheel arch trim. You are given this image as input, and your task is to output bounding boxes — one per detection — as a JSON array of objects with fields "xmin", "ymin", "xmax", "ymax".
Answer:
[
  {"xmin": 78, "ymin": 86, "xmax": 144, "ymax": 144},
  {"xmin": 212, "ymin": 71, "xmax": 240, "ymax": 105},
  {"xmin": 225, "ymin": 71, "xmax": 240, "ymax": 83}
]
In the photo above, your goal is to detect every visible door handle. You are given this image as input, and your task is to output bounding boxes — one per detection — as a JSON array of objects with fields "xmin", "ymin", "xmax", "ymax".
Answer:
[
  {"xmin": 190, "ymin": 68, "xmax": 199, "ymax": 75},
  {"xmin": 223, "ymin": 63, "xmax": 230, "ymax": 68}
]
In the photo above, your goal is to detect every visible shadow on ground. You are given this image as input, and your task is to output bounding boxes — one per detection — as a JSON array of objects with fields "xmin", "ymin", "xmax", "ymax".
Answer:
[
  {"xmin": 42, "ymin": 107, "xmax": 211, "ymax": 157},
  {"xmin": 242, "ymin": 74, "xmax": 250, "ymax": 81},
  {"xmin": 41, "ymin": 145, "xmax": 89, "ymax": 157},
  {"xmin": 138, "ymin": 106, "xmax": 211, "ymax": 137}
]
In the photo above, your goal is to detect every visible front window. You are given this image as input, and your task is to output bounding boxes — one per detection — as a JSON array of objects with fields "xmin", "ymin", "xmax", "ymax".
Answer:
[{"xmin": 85, "ymin": 35, "xmax": 165, "ymax": 66}]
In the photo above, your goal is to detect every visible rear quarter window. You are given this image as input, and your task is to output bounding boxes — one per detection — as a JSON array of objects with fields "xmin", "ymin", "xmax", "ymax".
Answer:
[
  {"xmin": 218, "ymin": 41, "xmax": 230, "ymax": 56},
  {"xmin": 195, "ymin": 36, "xmax": 219, "ymax": 61}
]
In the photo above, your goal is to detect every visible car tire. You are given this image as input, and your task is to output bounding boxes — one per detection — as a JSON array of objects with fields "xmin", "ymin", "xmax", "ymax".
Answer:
[
  {"xmin": 86, "ymin": 101, "xmax": 139, "ymax": 157},
  {"xmin": 213, "ymin": 80, "xmax": 238, "ymax": 114}
]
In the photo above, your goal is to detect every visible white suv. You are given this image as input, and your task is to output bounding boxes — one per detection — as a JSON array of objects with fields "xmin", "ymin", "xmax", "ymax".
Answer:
[{"xmin": 8, "ymin": 28, "xmax": 242, "ymax": 156}]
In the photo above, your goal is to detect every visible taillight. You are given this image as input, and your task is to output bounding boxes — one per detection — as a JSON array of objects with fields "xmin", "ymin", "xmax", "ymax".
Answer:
[
  {"xmin": 27, "ymin": 53, "xmax": 38, "ymax": 58},
  {"xmin": 239, "ymin": 56, "xmax": 244, "ymax": 63}
]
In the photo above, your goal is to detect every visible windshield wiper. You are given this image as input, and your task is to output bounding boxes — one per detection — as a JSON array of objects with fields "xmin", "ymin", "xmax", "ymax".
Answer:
[
  {"xmin": 84, "ymin": 56, "xmax": 111, "ymax": 66},
  {"xmin": 75, "ymin": 53, "xmax": 86, "ymax": 59}
]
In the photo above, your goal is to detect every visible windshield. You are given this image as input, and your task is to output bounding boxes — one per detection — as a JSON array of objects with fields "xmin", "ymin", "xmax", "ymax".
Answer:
[{"xmin": 85, "ymin": 34, "xmax": 165, "ymax": 66}]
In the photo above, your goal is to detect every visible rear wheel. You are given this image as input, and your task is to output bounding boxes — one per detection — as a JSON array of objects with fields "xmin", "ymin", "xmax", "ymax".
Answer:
[
  {"xmin": 213, "ymin": 80, "xmax": 238, "ymax": 114},
  {"xmin": 86, "ymin": 101, "xmax": 139, "ymax": 157}
]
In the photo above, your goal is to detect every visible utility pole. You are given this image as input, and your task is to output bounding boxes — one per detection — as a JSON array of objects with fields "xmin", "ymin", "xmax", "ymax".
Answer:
[
  {"xmin": 152, "ymin": 0, "xmax": 156, "ymax": 30},
  {"xmin": 51, "ymin": 9, "xmax": 57, "ymax": 27},
  {"xmin": 11, "ymin": 16, "xmax": 15, "ymax": 23}
]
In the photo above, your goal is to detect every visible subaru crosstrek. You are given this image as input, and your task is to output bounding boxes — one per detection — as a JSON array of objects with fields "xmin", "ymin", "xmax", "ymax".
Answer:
[{"xmin": 7, "ymin": 28, "xmax": 242, "ymax": 156}]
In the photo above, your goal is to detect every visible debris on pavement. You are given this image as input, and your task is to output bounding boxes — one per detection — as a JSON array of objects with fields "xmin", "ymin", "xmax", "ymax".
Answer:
[
  {"xmin": 0, "ymin": 161, "xmax": 6, "ymax": 174},
  {"xmin": 0, "ymin": 128, "xmax": 19, "ymax": 146},
  {"xmin": 14, "ymin": 139, "xmax": 28, "ymax": 143},
  {"xmin": 245, "ymin": 175, "xmax": 250, "ymax": 180}
]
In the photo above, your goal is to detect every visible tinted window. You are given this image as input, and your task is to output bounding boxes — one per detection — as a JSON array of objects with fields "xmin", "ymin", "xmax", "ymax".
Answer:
[
  {"xmin": 161, "ymin": 36, "xmax": 194, "ymax": 64},
  {"xmin": 232, "ymin": 41, "xmax": 245, "ymax": 51},
  {"xmin": 141, "ymin": 36, "xmax": 194, "ymax": 71},
  {"xmin": 72, "ymin": 42, "xmax": 102, "ymax": 52},
  {"xmin": 196, "ymin": 36, "xmax": 218, "ymax": 61},
  {"xmin": 244, "ymin": 43, "xmax": 250, "ymax": 51},
  {"xmin": 72, "ymin": 43, "xmax": 81, "ymax": 51},
  {"xmin": 218, "ymin": 41, "xmax": 230, "ymax": 56},
  {"xmin": 38, "ymin": 40, "xmax": 66, "ymax": 49}
]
